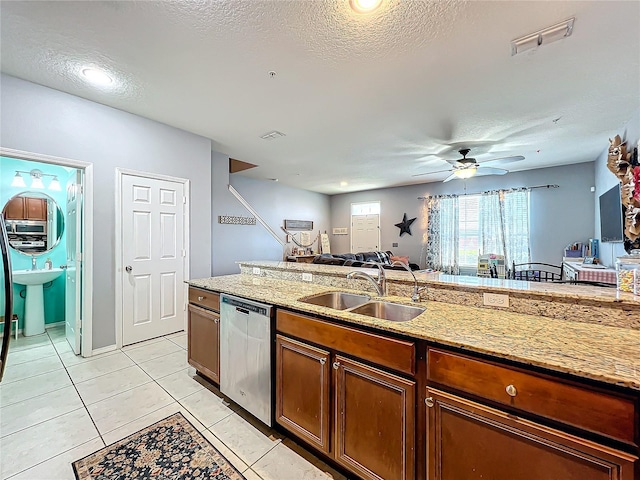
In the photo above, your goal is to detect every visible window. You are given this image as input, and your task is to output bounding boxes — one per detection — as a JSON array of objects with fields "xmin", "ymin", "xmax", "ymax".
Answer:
[
  {"xmin": 351, "ymin": 201, "xmax": 380, "ymax": 215},
  {"xmin": 458, "ymin": 195, "xmax": 480, "ymax": 267},
  {"xmin": 425, "ymin": 190, "xmax": 530, "ymax": 273}
]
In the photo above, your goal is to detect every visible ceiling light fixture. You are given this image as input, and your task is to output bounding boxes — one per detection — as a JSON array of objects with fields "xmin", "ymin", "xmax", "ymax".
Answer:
[
  {"xmin": 453, "ymin": 168, "xmax": 477, "ymax": 179},
  {"xmin": 340, "ymin": 181, "xmax": 348, "ymax": 187},
  {"xmin": 260, "ymin": 131, "xmax": 286, "ymax": 140},
  {"xmin": 350, "ymin": 0, "xmax": 383, "ymax": 14},
  {"xmin": 511, "ymin": 18, "xmax": 575, "ymax": 56},
  {"xmin": 11, "ymin": 169, "xmax": 61, "ymax": 190},
  {"xmin": 11, "ymin": 172, "xmax": 26, "ymax": 188},
  {"xmin": 81, "ymin": 67, "xmax": 113, "ymax": 86}
]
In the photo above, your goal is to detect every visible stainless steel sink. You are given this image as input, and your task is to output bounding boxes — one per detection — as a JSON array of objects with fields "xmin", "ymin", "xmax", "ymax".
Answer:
[
  {"xmin": 349, "ymin": 301, "xmax": 425, "ymax": 322},
  {"xmin": 299, "ymin": 291, "xmax": 371, "ymax": 310}
]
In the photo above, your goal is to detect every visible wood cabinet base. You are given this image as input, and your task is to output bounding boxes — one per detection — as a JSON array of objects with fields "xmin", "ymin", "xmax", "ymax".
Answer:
[{"xmin": 426, "ymin": 388, "xmax": 638, "ymax": 480}]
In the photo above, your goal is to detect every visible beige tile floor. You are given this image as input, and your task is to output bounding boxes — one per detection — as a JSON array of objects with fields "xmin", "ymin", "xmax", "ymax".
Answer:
[{"xmin": 0, "ymin": 325, "xmax": 350, "ymax": 480}]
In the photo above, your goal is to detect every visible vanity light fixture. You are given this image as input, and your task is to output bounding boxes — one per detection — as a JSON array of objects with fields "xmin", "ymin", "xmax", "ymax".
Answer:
[
  {"xmin": 453, "ymin": 168, "xmax": 477, "ymax": 180},
  {"xmin": 350, "ymin": 0, "xmax": 383, "ymax": 13},
  {"xmin": 11, "ymin": 172, "xmax": 26, "ymax": 188},
  {"xmin": 81, "ymin": 67, "xmax": 113, "ymax": 86},
  {"xmin": 11, "ymin": 169, "xmax": 61, "ymax": 191},
  {"xmin": 511, "ymin": 18, "xmax": 575, "ymax": 56}
]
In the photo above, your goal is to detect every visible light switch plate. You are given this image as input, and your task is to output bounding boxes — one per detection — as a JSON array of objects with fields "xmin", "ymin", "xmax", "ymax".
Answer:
[
  {"xmin": 483, "ymin": 293, "xmax": 509, "ymax": 308},
  {"xmin": 302, "ymin": 272, "xmax": 313, "ymax": 282},
  {"xmin": 252, "ymin": 267, "xmax": 261, "ymax": 275}
]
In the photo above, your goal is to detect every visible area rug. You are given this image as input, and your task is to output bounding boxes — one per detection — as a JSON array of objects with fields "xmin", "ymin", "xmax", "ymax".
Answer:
[{"xmin": 73, "ymin": 412, "xmax": 245, "ymax": 480}]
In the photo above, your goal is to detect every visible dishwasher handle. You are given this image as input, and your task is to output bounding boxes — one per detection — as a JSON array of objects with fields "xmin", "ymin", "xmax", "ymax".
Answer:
[{"xmin": 236, "ymin": 307, "xmax": 250, "ymax": 315}]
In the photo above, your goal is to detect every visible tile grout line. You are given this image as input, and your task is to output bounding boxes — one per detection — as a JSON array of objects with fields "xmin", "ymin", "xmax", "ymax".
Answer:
[{"xmin": 46, "ymin": 330, "xmax": 108, "ymax": 449}]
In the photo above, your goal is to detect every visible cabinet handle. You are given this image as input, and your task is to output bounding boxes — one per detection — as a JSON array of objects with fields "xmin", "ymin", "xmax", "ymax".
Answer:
[
  {"xmin": 425, "ymin": 397, "xmax": 434, "ymax": 408},
  {"xmin": 506, "ymin": 384, "xmax": 518, "ymax": 397},
  {"xmin": 332, "ymin": 361, "xmax": 340, "ymax": 370},
  {"xmin": 319, "ymin": 358, "xmax": 326, "ymax": 365},
  {"xmin": 214, "ymin": 318, "xmax": 219, "ymax": 324},
  {"xmin": 198, "ymin": 296, "xmax": 204, "ymax": 301}
]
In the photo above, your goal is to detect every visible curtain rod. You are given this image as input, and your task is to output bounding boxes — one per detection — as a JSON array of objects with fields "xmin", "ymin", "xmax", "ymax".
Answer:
[{"xmin": 417, "ymin": 184, "xmax": 559, "ymax": 200}]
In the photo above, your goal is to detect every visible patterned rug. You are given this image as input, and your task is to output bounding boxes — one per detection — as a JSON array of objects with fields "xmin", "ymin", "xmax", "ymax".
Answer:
[{"xmin": 73, "ymin": 412, "xmax": 245, "ymax": 480}]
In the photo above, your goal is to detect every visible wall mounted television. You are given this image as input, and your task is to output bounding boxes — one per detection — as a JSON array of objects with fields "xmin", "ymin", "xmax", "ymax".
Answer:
[{"xmin": 599, "ymin": 183, "xmax": 624, "ymax": 243}]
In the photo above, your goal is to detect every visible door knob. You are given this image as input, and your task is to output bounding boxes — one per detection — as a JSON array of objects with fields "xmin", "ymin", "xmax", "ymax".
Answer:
[{"xmin": 125, "ymin": 265, "xmax": 132, "ymax": 273}]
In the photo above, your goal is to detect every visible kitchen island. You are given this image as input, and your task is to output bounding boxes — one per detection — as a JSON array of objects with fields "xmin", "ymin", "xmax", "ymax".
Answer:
[{"xmin": 188, "ymin": 269, "xmax": 640, "ymax": 480}]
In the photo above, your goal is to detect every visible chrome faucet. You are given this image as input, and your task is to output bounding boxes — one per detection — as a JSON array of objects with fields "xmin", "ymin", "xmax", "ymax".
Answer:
[
  {"xmin": 391, "ymin": 260, "xmax": 427, "ymax": 302},
  {"xmin": 346, "ymin": 261, "xmax": 387, "ymax": 296},
  {"xmin": 31, "ymin": 255, "xmax": 37, "ymax": 271}
]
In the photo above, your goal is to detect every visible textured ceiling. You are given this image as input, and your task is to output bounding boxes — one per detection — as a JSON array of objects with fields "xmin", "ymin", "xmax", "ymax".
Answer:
[{"xmin": 1, "ymin": 1, "xmax": 639, "ymax": 194}]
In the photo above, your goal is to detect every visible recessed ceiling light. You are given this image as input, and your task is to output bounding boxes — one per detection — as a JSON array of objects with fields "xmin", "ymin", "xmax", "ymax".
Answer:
[
  {"xmin": 340, "ymin": 181, "xmax": 348, "ymax": 187},
  {"xmin": 81, "ymin": 67, "xmax": 113, "ymax": 86},
  {"xmin": 350, "ymin": 0, "xmax": 382, "ymax": 14}
]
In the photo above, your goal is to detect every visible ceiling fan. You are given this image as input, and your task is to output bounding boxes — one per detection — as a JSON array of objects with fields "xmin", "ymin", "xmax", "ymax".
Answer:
[{"xmin": 413, "ymin": 148, "xmax": 525, "ymax": 182}]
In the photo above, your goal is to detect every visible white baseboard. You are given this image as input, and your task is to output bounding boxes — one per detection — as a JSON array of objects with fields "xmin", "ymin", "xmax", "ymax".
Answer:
[
  {"xmin": 45, "ymin": 321, "xmax": 65, "ymax": 329},
  {"xmin": 91, "ymin": 344, "xmax": 117, "ymax": 356}
]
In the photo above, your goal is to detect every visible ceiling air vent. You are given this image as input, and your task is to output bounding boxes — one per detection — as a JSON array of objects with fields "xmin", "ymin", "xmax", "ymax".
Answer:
[
  {"xmin": 511, "ymin": 18, "xmax": 575, "ymax": 56},
  {"xmin": 260, "ymin": 131, "xmax": 286, "ymax": 140}
]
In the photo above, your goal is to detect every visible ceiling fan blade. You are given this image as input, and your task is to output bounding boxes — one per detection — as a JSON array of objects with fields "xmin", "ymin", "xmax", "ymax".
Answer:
[
  {"xmin": 443, "ymin": 173, "xmax": 458, "ymax": 183},
  {"xmin": 412, "ymin": 169, "xmax": 455, "ymax": 177},
  {"xmin": 481, "ymin": 155, "xmax": 525, "ymax": 166},
  {"xmin": 475, "ymin": 167, "xmax": 509, "ymax": 176}
]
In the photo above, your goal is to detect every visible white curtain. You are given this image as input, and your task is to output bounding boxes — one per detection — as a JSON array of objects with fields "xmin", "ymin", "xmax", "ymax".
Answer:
[
  {"xmin": 424, "ymin": 196, "xmax": 459, "ymax": 274},
  {"xmin": 479, "ymin": 189, "xmax": 531, "ymax": 267},
  {"xmin": 424, "ymin": 189, "xmax": 530, "ymax": 274}
]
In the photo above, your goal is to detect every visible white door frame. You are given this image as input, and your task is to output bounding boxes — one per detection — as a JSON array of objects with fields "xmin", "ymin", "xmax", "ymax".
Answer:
[
  {"xmin": 114, "ymin": 168, "xmax": 190, "ymax": 349},
  {"xmin": 1, "ymin": 147, "xmax": 94, "ymax": 356}
]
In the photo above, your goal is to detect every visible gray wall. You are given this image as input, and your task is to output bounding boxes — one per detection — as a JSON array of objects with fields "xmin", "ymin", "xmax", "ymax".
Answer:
[
  {"xmin": 330, "ymin": 163, "xmax": 596, "ymax": 268},
  {"xmin": 211, "ymin": 153, "xmax": 331, "ymax": 276},
  {"xmin": 1, "ymin": 74, "xmax": 212, "ymax": 349},
  {"xmin": 594, "ymin": 108, "xmax": 640, "ymax": 267}
]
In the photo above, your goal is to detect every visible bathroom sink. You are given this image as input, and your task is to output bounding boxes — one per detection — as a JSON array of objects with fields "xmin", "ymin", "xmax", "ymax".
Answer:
[
  {"xmin": 12, "ymin": 268, "xmax": 64, "ymax": 286},
  {"xmin": 299, "ymin": 291, "xmax": 371, "ymax": 310},
  {"xmin": 349, "ymin": 301, "xmax": 425, "ymax": 322}
]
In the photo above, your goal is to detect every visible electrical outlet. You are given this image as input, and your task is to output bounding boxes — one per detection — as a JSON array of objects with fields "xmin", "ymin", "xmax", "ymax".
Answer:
[
  {"xmin": 302, "ymin": 272, "xmax": 313, "ymax": 282},
  {"xmin": 392, "ymin": 243, "xmax": 398, "ymax": 247},
  {"xmin": 252, "ymin": 267, "xmax": 261, "ymax": 275},
  {"xmin": 483, "ymin": 293, "xmax": 509, "ymax": 307}
]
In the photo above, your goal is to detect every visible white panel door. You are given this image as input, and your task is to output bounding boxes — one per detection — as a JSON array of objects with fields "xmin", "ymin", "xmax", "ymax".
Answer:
[
  {"xmin": 351, "ymin": 214, "xmax": 380, "ymax": 252},
  {"xmin": 122, "ymin": 174, "xmax": 185, "ymax": 345},
  {"xmin": 65, "ymin": 170, "xmax": 82, "ymax": 354}
]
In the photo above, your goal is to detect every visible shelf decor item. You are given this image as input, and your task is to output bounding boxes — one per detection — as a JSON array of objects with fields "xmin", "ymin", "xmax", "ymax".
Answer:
[{"xmin": 606, "ymin": 135, "xmax": 640, "ymax": 252}]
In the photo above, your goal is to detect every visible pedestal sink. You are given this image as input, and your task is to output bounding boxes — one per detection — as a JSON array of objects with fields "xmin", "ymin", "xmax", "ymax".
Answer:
[{"xmin": 13, "ymin": 268, "xmax": 64, "ymax": 336}]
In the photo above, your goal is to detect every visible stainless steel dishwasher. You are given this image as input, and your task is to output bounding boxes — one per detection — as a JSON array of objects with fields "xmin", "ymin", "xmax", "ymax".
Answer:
[{"xmin": 219, "ymin": 294, "xmax": 273, "ymax": 427}]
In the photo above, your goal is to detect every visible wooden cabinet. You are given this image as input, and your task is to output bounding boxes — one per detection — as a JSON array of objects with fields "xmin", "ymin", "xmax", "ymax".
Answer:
[
  {"xmin": 4, "ymin": 196, "xmax": 47, "ymax": 220},
  {"xmin": 276, "ymin": 308, "xmax": 417, "ymax": 480},
  {"xmin": 426, "ymin": 387, "xmax": 637, "ymax": 480},
  {"xmin": 334, "ymin": 355, "xmax": 415, "ymax": 480},
  {"xmin": 187, "ymin": 289, "xmax": 221, "ymax": 384},
  {"xmin": 276, "ymin": 334, "xmax": 331, "ymax": 454}
]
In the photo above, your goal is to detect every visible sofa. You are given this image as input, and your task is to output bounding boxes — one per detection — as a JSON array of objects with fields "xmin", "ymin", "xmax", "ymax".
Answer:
[{"xmin": 312, "ymin": 251, "xmax": 420, "ymax": 271}]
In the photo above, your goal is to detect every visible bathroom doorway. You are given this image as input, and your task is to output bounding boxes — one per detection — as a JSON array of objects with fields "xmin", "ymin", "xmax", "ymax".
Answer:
[{"xmin": 0, "ymin": 147, "xmax": 93, "ymax": 356}]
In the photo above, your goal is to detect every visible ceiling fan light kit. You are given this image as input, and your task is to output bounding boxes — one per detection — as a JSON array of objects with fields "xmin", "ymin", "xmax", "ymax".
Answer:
[
  {"xmin": 413, "ymin": 148, "xmax": 524, "ymax": 182},
  {"xmin": 453, "ymin": 168, "xmax": 477, "ymax": 179}
]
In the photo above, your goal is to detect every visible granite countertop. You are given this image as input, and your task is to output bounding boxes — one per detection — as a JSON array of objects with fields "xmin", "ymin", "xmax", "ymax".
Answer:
[
  {"xmin": 189, "ymin": 275, "xmax": 640, "ymax": 391},
  {"xmin": 238, "ymin": 260, "xmax": 640, "ymax": 306}
]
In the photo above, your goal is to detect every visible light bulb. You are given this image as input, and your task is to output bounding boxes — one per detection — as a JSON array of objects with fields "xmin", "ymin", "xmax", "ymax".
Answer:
[
  {"xmin": 81, "ymin": 67, "xmax": 113, "ymax": 86},
  {"xmin": 31, "ymin": 176, "xmax": 45, "ymax": 189},
  {"xmin": 453, "ymin": 168, "xmax": 477, "ymax": 179},
  {"xmin": 11, "ymin": 172, "xmax": 26, "ymax": 187},
  {"xmin": 350, "ymin": 0, "xmax": 383, "ymax": 13},
  {"xmin": 49, "ymin": 176, "xmax": 61, "ymax": 191}
]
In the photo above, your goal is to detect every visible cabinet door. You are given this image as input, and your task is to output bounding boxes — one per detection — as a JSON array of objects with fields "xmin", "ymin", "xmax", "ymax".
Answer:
[
  {"xmin": 276, "ymin": 335, "xmax": 331, "ymax": 454},
  {"xmin": 25, "ymin": 197, "xmax": 47, "ymax": 220},
  {"xmin": 4, "ymin": 197, "xmax": 24, "ymax": 219},
  {"xmin": 187, "ymin": 304, "xmax": 220, "ymax": 384},
  {"xmin": 334, "ymin": 355, "xmax": 415, "ymax": 480},
  {"xmin": 426, "ymin": 387, "xmax": 638, "ymax": 480}
]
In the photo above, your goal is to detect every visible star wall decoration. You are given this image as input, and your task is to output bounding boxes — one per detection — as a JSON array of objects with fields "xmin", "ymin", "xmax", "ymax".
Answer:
[{"xmin": 395, "ymin": 213, "xmax": 416, "ymax": 236}]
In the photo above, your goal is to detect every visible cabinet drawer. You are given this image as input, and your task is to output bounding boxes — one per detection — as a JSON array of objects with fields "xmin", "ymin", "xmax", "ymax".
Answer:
[
  {"xmin": 189, "ymin": 287, "xmax": 220, "ymax": 311},
  {"xmin": 427, "ymin": 348, "xmax": 637, "ymax": 445},
  {"xmin": 277, "ymin": 310, "xmax": 415, "ymax": 376}
]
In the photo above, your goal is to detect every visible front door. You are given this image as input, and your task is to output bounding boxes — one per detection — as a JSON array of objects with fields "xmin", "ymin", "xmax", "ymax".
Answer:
[
  {"xmin": 65, "ymin": 170, "xmax": 82, "ymax": 354},
  {"xmin": 121, "ymin": 174, "xmax": 186, "ymax": 346},
  {"xmin": 351, "ymin": 214, "xmax": 380, "ymax": 252}
]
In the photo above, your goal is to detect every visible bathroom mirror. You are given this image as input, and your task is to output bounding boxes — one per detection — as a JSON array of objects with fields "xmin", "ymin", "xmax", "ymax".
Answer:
[{"xmin": 1, "ymin": 191, "xmax": 65, "ymax": 255}]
